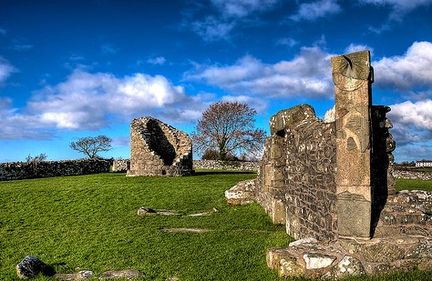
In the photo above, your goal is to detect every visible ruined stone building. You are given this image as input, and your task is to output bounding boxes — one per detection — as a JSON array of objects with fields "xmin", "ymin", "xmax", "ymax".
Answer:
[
  {"xmin": 226, "ymin": 50, "xmax": 431, "ymax": 278},
  {"xmin": 127, "ymin": 117, "xmax": 193, "ymax": 176}
]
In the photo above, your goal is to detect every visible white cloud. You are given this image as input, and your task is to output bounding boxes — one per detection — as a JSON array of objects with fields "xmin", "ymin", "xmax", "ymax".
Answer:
[
  {"xmin": 189, "ymin": 0, "xmax": 279, "ymax": 41},
  {"xmin": 390, "ymin": 99, "xmax": 432, "ymax": 131},
  {"xmin": 359, "ymin": 0, "xmax": 432, "ymax": 19},
  {"xmin": 147, "ymin": 56, "xmax": 167, "ymax": 65},
  {"xmin": 101, "ymin": 44, "xmax": 117, "ymax": 54},
  {"xmin": 69, "ymin": 55, "xmax": 85, "ymax": 61},
  {"xmin": 345, "ymin": 43, "xmax": 374, "ymax": 56},
  {"xmin": 290, "ymin": 0, "xmax": 341, "ymax": 21},
  {"xmin": 211, "ymin": 0, "xmax": 278, "ymax": 18},
  {"xmin": 222, "ymin": 95, "xmax": 267, "ymax": 112},
  {"xmin": 404, "ymin": 89, "xmax": 432, "ymax": 101},
  {"xmin": 395, "ymin": 143, "xmax": 432, "ymax": 162},
  {"xmin": 0, "ymin": 98, "xmax": 11, "ymax": 110},
  {"xmin": 0, "ymin": 58, "xmax": 16, "ymax": 84},
  {"xmin": 360, "ymin": 1, "xmax": 432, "ymax": 34},
  {"xmin": 11, "ymin": 44, "xmax": 33, "ymax": 51},
  {"xmin": 28, "ymin": 70, "xmax": 195, "ymax": 130},
  {"xmin": 112, "ymin": 136, "xmax": 130, "ymax": 147},
  {"xmin": 388, "ymin": 99, "xmax": 432, "ymax": 147},
  {"xmin": 373, "ymin": 41, "xmax": 432, "ymax": 89},
  {"xmin": 0, "ymin": 98, "xmax": 52, "ymax": 139},
  {"xmin": 186, "ymin": 46, "xmax": 334, "ymax": 99},
  {"xmin": 10, "ymin": 39, "xmax": 34, "ymax": 51},
  {"xmin": 385, "ymin": 97, "xmax": 432, "ymax": 161},
  {"xmin": 191, "ymin": 17, "xmax": 235, "ymax": 41},
  {"xmin": 367, "ymin": 23, "xmax": 391, "ymax": 34},
  {"xmin": 0, "ymin": 70, "xmax": 212, "ymax": 139},
  {"xmin": 323, "ymin": 105, "xmax": 335, "ymax": 123},
  {"xmin": 277, "ymin": 37, "xmax": 298, "ymax": 48}
]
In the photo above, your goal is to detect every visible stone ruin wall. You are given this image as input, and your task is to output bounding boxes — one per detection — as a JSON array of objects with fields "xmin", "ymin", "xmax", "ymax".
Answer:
[
  {"xmin": 127, "ymin": 117, "xmax": 193, "ymax": 177},
  {"xmin": 0, "ymin": 159, "xmax": 111, "ymax": 181},
  {"xmin": 113, "ymin": 159, "xmax": 259, "ymax": 173},
  {"xmin": 112, "ymin": 159, "xmax": 130, "ymax": 172},
  {"xmin": 393, "ymin": 168, "xmax": 432, "ymax": 180},
  {"xmin": 255, "ymin": 105, "xmax": 338, "ymax": 241},
  {"xmin": 226, "ymin": 50, "xmax": 432, "ymax": 278},
  {"xmin": 232, "ymin": 104, "xmax": 398, "ymax": 241},
  {"xmin": 249, "ymin": 50, "xmax": 400, "ymax": 241},
  {"xmin": 193, "ymin": 160, "xmax": 259, "ymax": 171}
]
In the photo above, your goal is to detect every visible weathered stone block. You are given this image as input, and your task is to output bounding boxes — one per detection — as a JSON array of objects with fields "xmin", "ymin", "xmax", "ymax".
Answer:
[
  {"xmin": 279, "ymin": 257, "xmax": 304, "ymax": 277},
  {"xmin": 333, "ymin": 256, "xmax": 365, "ymax": 277},
  {"xmin": 270, "ymin": 198, "xmax": 286, "ymax": 224},
  {"xmin": 337, "ymin": 191, "xmax": 371, "ymax": 237},
  {"xmin": 225, "ymin": 179, "xmax": 256, "ymax": 205},
  {"xmin": 303, "ymin": 253, "xmax": 336, "ymax": 269},
  {"xmin": 333, "ymin": 50, "xmax": 373, "ymax": 239}
]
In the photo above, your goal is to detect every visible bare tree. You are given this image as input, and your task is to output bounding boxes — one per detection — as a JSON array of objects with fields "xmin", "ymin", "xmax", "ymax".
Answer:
[
  {"xmin": 70, "ymin": 135, "xmax": 112, "ymax": 159},
  {"xmin": 25, "ymin": 153, "xmax": 48, "ymax": 163},
  {"xmin": 192, "ymin": 101, "xmax": 266, "ymax": 161}
]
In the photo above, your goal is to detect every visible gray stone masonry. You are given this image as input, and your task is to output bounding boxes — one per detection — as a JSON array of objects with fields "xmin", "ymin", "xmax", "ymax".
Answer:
[
  {"xmin": 225, "ymin": 50, "xmax": 431, "ymax": 278},
  {"xmin": 112, "ymin": 159, "xmax": 130, "ymax": 172},
  {"xmin": 0, "ymin": 159, "xmax": 111, "ymax": 181},
  {"xmin": 127, "ymin": 117, "xmax": 193, "ymax": 176},
  {"xmin": 193, "ymin": 160, "xmax": 259, "ymax": 171}
]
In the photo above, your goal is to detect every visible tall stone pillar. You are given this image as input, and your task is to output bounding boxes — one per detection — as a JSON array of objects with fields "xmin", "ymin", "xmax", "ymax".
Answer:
[{"xmin": 332, "ymin": 51, "xmax": 373, "ymax": 238}]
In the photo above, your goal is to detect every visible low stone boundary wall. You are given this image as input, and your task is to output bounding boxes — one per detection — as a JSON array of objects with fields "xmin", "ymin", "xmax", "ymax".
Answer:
[
  {"xmin": 393, "ymin": 169, "xmax": 432, "ymax": 180},
  {"xmin": 0, "ymin": 159, "xmax": 111, "ymax": 181},
  {"xmin": 193, "ymin": 160, "xmax": 259, "ymax": 171},
  {"xmin": 110, "ymin": 159, "xmax": 259, "ymax": 173}
]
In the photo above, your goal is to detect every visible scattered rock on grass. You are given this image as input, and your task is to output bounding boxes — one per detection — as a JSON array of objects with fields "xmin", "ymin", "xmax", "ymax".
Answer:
[
  {"xmin": 16, "ymin": 256, "xmax": 55, "ymax": 279},
  {"xmin": 156, "ymin": 210, "xmax": 180, "ymax": 216},
  {"xmin": 225, "ymin": 179, "xmax": 256, "ymax": 205},
  {"xmin": 162, "ymin": 228, "xmax": 211, "ymax": 233},
  {"xmin": 187, "ymin": 212, "xmax": 211, "ymax": 217},
  {"xmin": 54, "ymin": 270, "xmax": 94, "ymax": 281},
  {"xmin": 187, "ymin": 208, "xmax": 218, "ymax": 217},
  {"xmin": 55, "ymin": 269, "xmax": 143, "ymax": 280},
  {"xmin": 137, "ymin": 207, "xmax": 157, "ymax": 216},
  {"xmin": 99, "ymin": 269, "xmax": 143, "ymax": 279},
  {"xmin": 137, "ymin": 207, "xmax": 179, "ymax": 216},
  {"xmin": 138, "ymin": 207, "xmax": 218, "ymax": 217}
]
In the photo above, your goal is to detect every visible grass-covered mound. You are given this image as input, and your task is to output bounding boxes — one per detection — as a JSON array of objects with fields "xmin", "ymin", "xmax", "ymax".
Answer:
[{"xmin": 0, "ymin": 172, "xmax": 431, "ymax": 280}]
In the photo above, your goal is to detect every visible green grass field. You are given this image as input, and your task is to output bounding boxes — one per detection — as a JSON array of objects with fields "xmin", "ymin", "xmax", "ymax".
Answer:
[
  {"xmin": 395, "ymin": 178, "xmax": 432, "ymax": 192},
  {"xmin": 0, "ymin": 172, "xmax": 431, "ymax": 280}
]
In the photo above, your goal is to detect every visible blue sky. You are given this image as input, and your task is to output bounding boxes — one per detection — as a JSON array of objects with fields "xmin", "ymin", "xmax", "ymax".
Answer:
[{"xmin": 0, "ymin": 0, "xmax": 431, "ymax": 162}]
